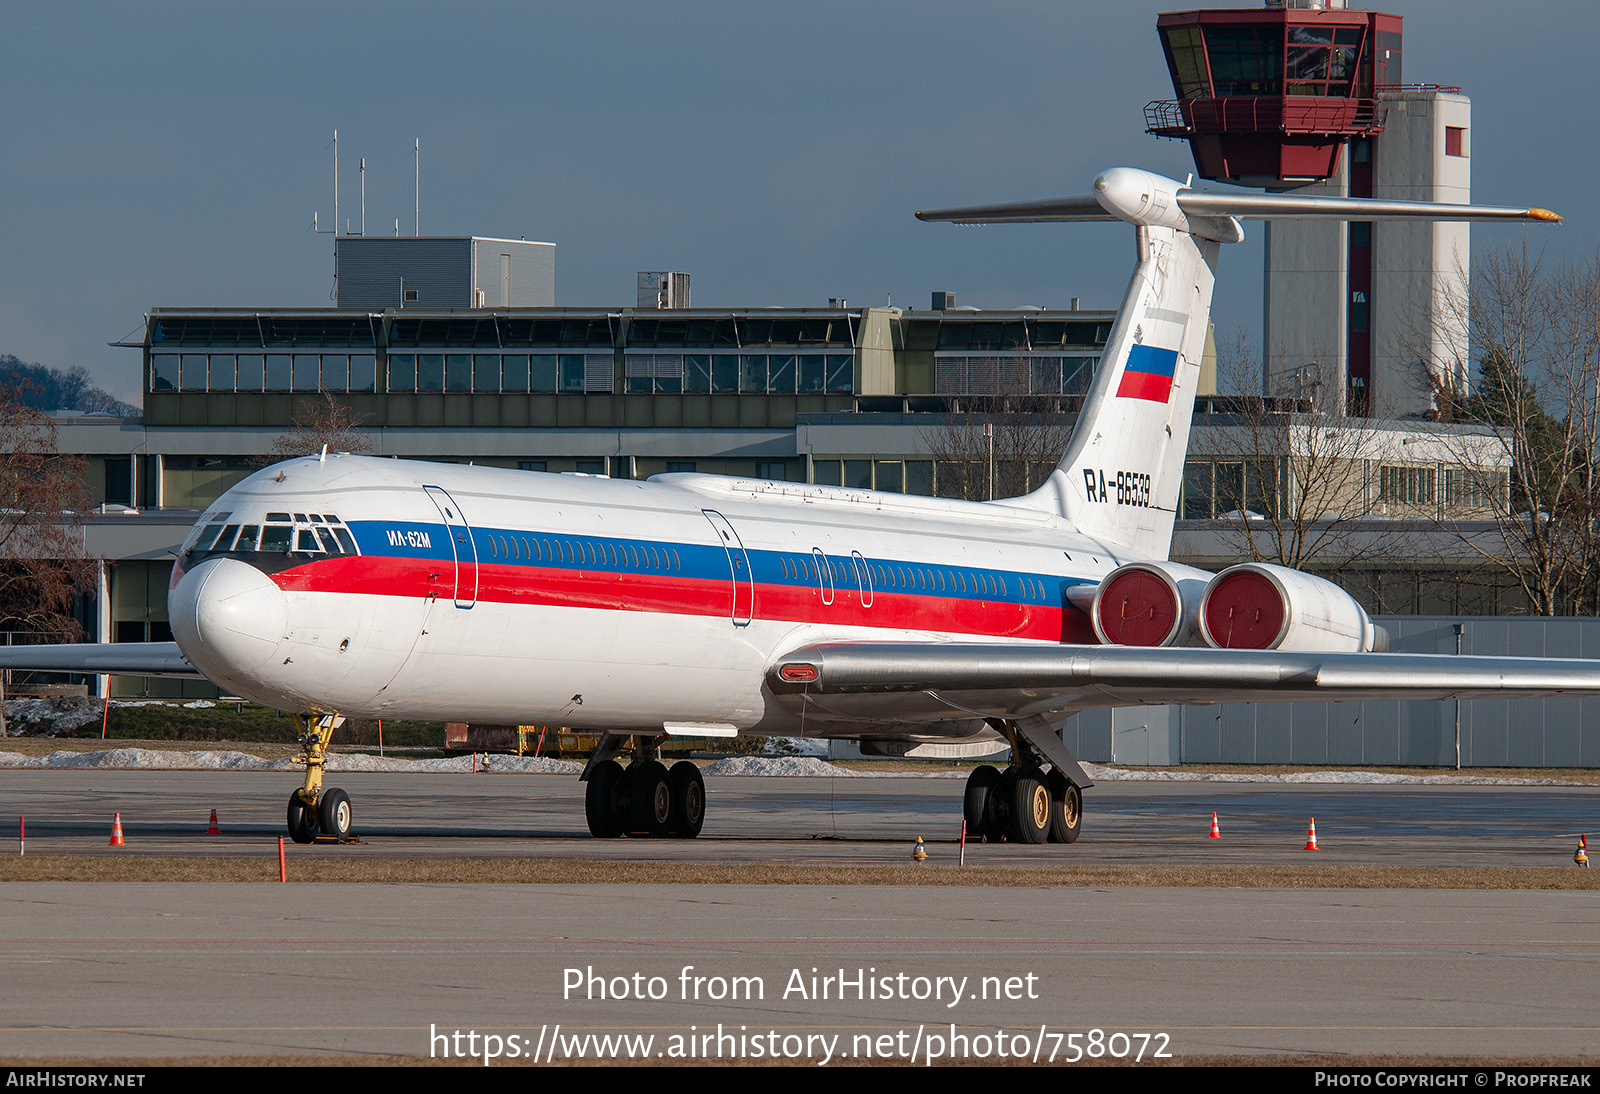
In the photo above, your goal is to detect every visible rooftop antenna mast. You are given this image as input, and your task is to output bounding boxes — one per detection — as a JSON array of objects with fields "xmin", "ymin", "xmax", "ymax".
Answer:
[
  {"xmin": 414, "ymin": 138, "xmax": 420, "ymax": 236},
  {"xmin": 313, "ymin": 129, "xmax": 337, "ymax": 235},
  {"xmin": 359, "ymin": 157, "xmax": 366, "ymax": 236}
]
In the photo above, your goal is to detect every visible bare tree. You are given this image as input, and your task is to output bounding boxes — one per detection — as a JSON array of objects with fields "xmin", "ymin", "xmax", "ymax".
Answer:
[
  {"xmin": 1425, "ymin": 243, "xmax": 1600, "ymax": 615},
  {"xmin": 1189, "ymin": 330, "xmax": 1396, "ymax": 571},
  {"xmin": 926, "ymin": 358, "xmax": 1077, "ymax": 501},
  {"xmin": 264, "ymin": 392, "xmax": 374, "ymax": 465},
  {"xmin": 0, "ymin": 380, "xmax": 93, "ymax": 637}
]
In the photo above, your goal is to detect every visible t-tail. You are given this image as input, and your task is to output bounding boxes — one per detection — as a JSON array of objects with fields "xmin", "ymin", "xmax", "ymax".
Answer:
[{"xmin": 916, "ymin": 167, "xmax": 1560, "ymax": 560}]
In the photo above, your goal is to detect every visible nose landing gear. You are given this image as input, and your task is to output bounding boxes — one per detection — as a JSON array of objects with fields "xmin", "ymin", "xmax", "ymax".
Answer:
[{"xmin": 285, "ymin": 710, "xmax": 354, "ymax": 843}]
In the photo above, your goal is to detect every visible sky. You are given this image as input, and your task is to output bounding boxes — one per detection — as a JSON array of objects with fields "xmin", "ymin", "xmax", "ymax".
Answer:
[{"xmin": 2, "ymin": 0, "xmax": 1594, "ymax": 406}]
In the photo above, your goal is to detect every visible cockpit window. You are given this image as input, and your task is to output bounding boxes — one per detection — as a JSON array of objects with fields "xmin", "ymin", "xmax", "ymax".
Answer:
[{"xmin": 184, "ymin": 512, "xmax": 359, "ymax": 562}]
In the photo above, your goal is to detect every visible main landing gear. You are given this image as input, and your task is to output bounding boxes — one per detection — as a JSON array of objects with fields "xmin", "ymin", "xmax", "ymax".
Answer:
[
  {"xmin": 582, "ymin": 733, "xmax": 705, "ymax": 839},
  {"xmin": 285, "ymin": 710, "xmax": 355, "ymax": 843},
  {"xmin": 962, "ymin": 719, "xmax": 1086, "ymax": 845}
]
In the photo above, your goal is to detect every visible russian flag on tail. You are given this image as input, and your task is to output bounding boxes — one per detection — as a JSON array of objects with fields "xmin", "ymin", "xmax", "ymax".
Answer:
[{"xmin": 1116, "ymin": 344, "xmax": 1179, "ymax": 403}]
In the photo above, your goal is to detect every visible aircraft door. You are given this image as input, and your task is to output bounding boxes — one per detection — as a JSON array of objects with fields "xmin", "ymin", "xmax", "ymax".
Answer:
[
  {"xmin": 424, "ymin": 485, "xmax": 479, "ymax": 608},
  {"xmin": 702, "ymin": 509, "xmax": 753, "ymax": 626},
  {"xmin": 812, "ymin": 548, "xmax": 834, "ymax": 606},
  {"xmin": 851, "ymin": 551, "xmax": 874, "ymax": 608}
]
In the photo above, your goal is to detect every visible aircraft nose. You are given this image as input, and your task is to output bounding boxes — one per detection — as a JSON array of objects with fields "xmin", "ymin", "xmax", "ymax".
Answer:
[{"xmin": 169, "ymin": 557, "xmax": 288, "ymax": 678}]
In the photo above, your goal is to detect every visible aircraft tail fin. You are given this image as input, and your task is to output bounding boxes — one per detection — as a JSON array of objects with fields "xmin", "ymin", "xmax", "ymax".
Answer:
[{"xmin": 916, "ymin": 168, "xmax": 1562, "ymax": 560}]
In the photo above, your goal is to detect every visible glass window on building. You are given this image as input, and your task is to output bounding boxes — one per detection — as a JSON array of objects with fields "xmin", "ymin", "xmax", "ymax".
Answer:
[
  {"xmin": 236, "ymin": 354, "xmax": 264, "ymax": 391},
  {"xmin": 874, "ymin": 461, "xmax": 903, "ymax": 493},
  {"xmin": 151, "ymin": 354, "xmax": 178, "ymax": 391},
  {"xmin": 207, "ymin": 354, "xmax": 235, "ymax": 391},
  {"xmin": 683, "ymin": 355, "xmax": 711, "ymax": 393},
  {"xmin": 712, "ymin": 355, "xmax": 738, "ymax": 393},
  {"xmin": 576, "ymin": 460, "xmax": 605, "ymax": 475},
  {"xmin": 349, "ymin": 355, "xmax": 376, "ymax": 392},
  {"xmin": 519, "ymin": 460, "xmax": 547, "ymax": 472},
  {"xmin": 559, "ymin": 355, "xmax": 586, "ymax": 393},
  {"xmin": 906, "ymin": 461, "xmax": 934, "ymax": 496},
  {"xmin": 529, "ymin": 355, "xmax": 557, "ymax": 392},
  {"xmin": 445, "ymin": 354, "xmax": 472, "ymax": 392},
  {"xmin": 798, "ymin": 355, "xmax": 825, "ymax": 393},
  {"xmin": 768, "ymin": 355, "xmax": 796, "ymax": 393},
  {"xmin": 667, "ymin": 461, "xmax": 697, "ymax": 474},
  {"xmin": 321, "ymin": 354, "xmax": 349, "ymax": 392},
  {"xmin": 813, "ymin": 460, "xmax": 841, "ymax": 486},
  {"xmin": 1182, "ymin": 460, "xmax": 1214, "ymax": 518},
  {"xmin": 1380, "ymin": 464, "xmax": 1436, "ymax": 506},
  {"xmin": 180, "ymin": 354, "xmax": 207, "ymax": 391},
  {"xmin": 388, "ymin": 354, "xmax": 416, "ymax": 392},
  {"xmin": 292, "ymin": 354, "xmax": 320, "ymax": 391},
  {"xmin": 826, "ymin": 354, "xmax": 853, "ymax": 393},
  {"xmin": 500, "ymin": 355, "xmax": 529, "ymax": 392},
  {"xmin": 844, "ymin": 460, "xmax": 871, "ymax": 489},
  {"xmin": 417, "ymin": 354, "xmax": 445, "ymax": 392},
  {"xmin": 473, "ymin": 354, "xmax": 500, "ymax": 392},
  {"xmin": 756, "ymin": 461, "xmax": 787, "ymax": 481},
  {"xmin": 266, "ymin": 354, "xmax": 291, "ymax": 390},
  {"xmin": 740, "ymin": 355, "xmax": 767, "ymax": 393}
]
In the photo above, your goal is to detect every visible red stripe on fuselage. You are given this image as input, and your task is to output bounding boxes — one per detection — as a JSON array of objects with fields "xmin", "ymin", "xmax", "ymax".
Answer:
[{"xmin": 270, "ymin": 557, "xmax": 1098, "ymax": 643}]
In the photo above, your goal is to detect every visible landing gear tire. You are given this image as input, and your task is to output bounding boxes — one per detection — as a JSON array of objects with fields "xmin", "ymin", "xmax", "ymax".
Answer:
[
  {"xmin": 585, "ymin": 759, "xmax": 626, "ymax": 838},
  {"xmin": 1008, "ymin": 768, "xmax": 1051, "ymax": 845},
  {"xmin": 667, "ymin": 760, "xmax": 706, "ymax": 839},
  {"xmin": 286, "ymin": 792, "xmax": 319, "ymax": 844},
  {"xmin": 1046, "ymin": 769, "xmax": 1083, "ymax": 844},
  {"xmin": 318, "ymin": 787, "xmax": 353, "ymax": 841},
  {"xmin": 626, "ymin": 760, "xmax": 672, "ymax": 837},
  {"xmin": 964, "ymin": 765, "xmax": 1002, "ymax": 841}
]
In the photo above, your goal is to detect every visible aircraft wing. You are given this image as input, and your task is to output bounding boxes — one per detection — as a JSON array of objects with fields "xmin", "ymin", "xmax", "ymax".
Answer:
[
  {"xmin": 768, "ymin": 642, "xmax": 1600, "ymax": 721},
  {"xmin": 0, "ymin": 642, "xmax": 203, "ymax": 679}
]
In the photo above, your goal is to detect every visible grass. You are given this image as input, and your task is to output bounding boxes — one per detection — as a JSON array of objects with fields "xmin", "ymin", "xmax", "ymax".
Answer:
[{"xmin": 3, "ymin": 857, "xmax": 1598, "ymax": 888}]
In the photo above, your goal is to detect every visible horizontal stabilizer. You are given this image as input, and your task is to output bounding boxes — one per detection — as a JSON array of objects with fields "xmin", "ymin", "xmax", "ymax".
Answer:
[
  {"xmin": 915, "ymin": 194, "xmax": 1115, "ymax": 224},
  {"xmin": 1177, "ymin": 189, "xmax": 1561, "ymax": 223}
]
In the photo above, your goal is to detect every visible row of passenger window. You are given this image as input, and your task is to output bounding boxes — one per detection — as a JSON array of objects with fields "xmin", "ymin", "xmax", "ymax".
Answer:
[
  {"xmin": 774, "ymin": 553, "xmax": 1054, "ymax": 603},
  {"xmin": 482, "ymin": 533, "xmax": 682, "ymax": 573}
]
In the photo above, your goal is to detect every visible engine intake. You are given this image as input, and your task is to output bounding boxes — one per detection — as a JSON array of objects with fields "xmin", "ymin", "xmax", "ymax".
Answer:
[{"xmin": 1091, "ymin": 561, "xmax": 1213, "ymax": 647}]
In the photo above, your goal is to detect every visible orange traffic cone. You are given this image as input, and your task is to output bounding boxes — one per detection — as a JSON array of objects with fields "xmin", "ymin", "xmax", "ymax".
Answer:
[
  {"xmin": 1207, "ymin": 812, "xmax": 1221, "ymax": 839},
  {"xmin": 1304, "ymin": 817, "xmax": 1319, "ymax": 851},
  {"xmin": 206, "ymin": 809, "xmax": 221, "ymax": 836},
  {"xmin": 108, "ymin": 813, "xmax": 125, "ymax": 847}
]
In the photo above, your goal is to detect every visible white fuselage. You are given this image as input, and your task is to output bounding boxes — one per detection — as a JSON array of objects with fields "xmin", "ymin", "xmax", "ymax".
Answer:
[{"xmin": 167, "ymin": 455, "xmax": 1129, "ymax": 740}]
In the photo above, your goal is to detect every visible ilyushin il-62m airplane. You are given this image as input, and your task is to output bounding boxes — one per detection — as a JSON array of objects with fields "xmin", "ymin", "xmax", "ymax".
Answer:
[{"xmin": 7, "ymin": 167, "xmax": 1585, "ymax": 847}]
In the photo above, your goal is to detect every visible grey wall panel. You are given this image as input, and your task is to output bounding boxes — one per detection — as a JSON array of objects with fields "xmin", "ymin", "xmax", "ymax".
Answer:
[
  {"xmin": 471, "ymin": 240, "xmax": 555, "ymax": 307},
  {"xmin": 1180, "ymin": 706, "xmax": 1221, "ymax": 764},
  {"xmin": 1255, "ymin": 704, "xmax": 1293, "ymax": 764},
  {"xmin": 1362, "ymin": 701, "xmax": 1400, "ymax": 765},
  {"xmin": 1220, "ymin": 703, "xmax": 1256, "ymax": 762},
  {"xmin": 1543, "ymin": 697, "xmax": 1582, "ymax": 766},
  {"xmin": 337, "ymin": 238, "xmax": 473, "ymax": 308},
  {"xmin": 1291, "ymin": 701, "xmax": 1330, "ymax": 765}
]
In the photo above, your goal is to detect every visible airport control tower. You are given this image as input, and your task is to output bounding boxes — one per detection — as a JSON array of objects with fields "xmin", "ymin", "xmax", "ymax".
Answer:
[{"xmin": 1147, "ymin": 0, "xmax": 1469, "ymax": 419}]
